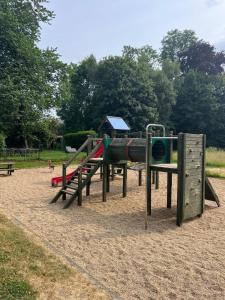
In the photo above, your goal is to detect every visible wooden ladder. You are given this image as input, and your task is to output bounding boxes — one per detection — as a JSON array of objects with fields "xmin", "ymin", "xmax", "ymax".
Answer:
[{"xmin": 50, "ymin": 159, "xmax": 102, "ymax": 209}]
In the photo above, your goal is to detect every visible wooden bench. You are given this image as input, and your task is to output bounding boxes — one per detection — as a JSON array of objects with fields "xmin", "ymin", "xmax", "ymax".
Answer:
[{"xmin": 0, "ymin": 162, "xmax": 15, "ymax": 175}]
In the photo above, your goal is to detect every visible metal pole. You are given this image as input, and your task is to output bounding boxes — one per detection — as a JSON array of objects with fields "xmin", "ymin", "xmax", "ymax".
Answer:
[
  {"xmin": 145, "ymin": 124, "xmax": 153, "ymax": 230},
  {"xmin": 123, "ymin": 163, "xmax": 127, "ymax": 197},
  {"xmin": 146, "ymin": 124, "xmax": 166, "ymax": 137}
]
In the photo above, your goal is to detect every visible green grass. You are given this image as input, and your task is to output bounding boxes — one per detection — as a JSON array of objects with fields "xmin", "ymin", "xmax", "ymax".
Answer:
[
  {"xmin": 0, "ymin": 214, "xmax": 72, "ymax": 299},
  {"xmin": 0, "ymin": 214, "xmax": 110, "ymax": 300},
  {"xmin": 206, "ymin": 169, "xmax": 225, "ymax": 179},
  {"xmin": 0, "ymin": 150, "xmax": 86, "ymax": 169},
  {"xmin": 173, "ymin": 148, "xmax": 225, "ymax": 179}
]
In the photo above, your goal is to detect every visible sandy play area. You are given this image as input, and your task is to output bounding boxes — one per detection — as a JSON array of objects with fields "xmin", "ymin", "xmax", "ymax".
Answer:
[{"xmin": 0, "ymin": 165, "xmax": 225, "ymax": 299}]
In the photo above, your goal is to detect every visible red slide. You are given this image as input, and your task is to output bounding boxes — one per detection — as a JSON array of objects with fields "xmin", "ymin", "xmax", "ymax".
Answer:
[{"xmin": 51, "ymin": 141, "xmax": 104, "ymax": 187}]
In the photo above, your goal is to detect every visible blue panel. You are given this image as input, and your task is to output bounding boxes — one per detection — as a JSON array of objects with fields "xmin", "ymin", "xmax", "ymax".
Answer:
[{"xmin": 107, "ymin": 116, "xmax": 130, "ymax": 131}]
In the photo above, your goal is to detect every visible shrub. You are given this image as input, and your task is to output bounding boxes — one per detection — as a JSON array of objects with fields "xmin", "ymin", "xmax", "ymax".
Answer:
[
  {"xmin": 64, "ymin": 130, "xmax": 96, "ymax": 149},
  {"xmin": 0, "ymin": 133, "xmax": 6, "ymax": 150}
]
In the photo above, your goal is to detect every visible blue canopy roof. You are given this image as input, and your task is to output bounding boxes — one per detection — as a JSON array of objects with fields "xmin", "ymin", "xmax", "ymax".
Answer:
[{"xmin": 99, "ymin": 116, "xmax": 130, "ymax": 131}]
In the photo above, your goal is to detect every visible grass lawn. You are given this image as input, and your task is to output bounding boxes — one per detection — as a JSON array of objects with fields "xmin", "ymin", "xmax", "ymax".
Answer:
[
  {"xmin": 0, "ymin": 150, "xmax": 85, "ymax": 169},
  {"xmin": 0, "ymin": 214, "xmax": 109, "ymax": 300},
  {"xmin": 0, "ymin": 213, "xmax": 69, "ymax": 299},
  {"xmin": 172, "ymin": 147, "xmax": 225, "ymax": 179},
  {"xmin": 1, "ymin": 148, "xmax": 225, "ymax": 179}
]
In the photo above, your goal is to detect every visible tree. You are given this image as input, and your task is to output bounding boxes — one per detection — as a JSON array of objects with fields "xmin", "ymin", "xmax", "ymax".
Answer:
[
  {"xmin": 58, "ymin": 56, "xmax": 97, "ymax": 132},
  {"xmin": 161, "ymin": 29, "xmax": 197, "ymax": 61},
  {"xmin": 179, "ymin": 40, "xmax": 225, "ymax": 75},
  {"xmin": 92, "ymin": 55, "xmax": 158, "ymax": 131},
  {"xmin": 172, "ymin": 70, "xmax": 225, "ymax": 147},
  {"xmin": 150, "ymin": 70, "xmax": 177, "ymax": 126},
  {"xmin": 0, "ymin": 0, "xmax": 66, "ymax": 147},
  {"xmin": 123, "ymin": 45, "xmax": 158, "ymax": 66},
  {"xmin": 34, "ymin": 117, "xmax": 63, "ymax": 149}
]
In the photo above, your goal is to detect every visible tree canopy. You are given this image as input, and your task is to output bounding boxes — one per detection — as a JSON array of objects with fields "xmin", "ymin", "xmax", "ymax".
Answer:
[
  {"xmin": 0, "ymin": 0, "xmax": 66, "ymax": 147},
  {"xmin": 1, "ymin": 1, "xmax": 225, "ymax": 150}
]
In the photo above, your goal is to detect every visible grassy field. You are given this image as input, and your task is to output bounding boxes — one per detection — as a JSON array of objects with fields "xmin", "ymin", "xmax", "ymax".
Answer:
[
  {"xmin": 0, "ymin": 150, "xmax": 85, "ymax": 169},
  {"xmin": 1, "ymin": 148, "xmax": 225, "ymax": 178},
  {"xmin": 0, "ymin": 214, "xmax": 109, "ymax": 300},
  {"xmin": 172, "ymin": 147, "xmax": 225, "ymax": 179}
]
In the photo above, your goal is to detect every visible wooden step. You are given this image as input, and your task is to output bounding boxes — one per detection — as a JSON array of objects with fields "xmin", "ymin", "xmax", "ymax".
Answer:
[
  {"xmin": 82, "ymin": 166, "xmax": 94, "ymax": 170},
  {"xmin": 65, "ymin": 185, "xmax": 78, "ymax": 190},
  {"xmin": 61, "ymin": 190, "xmax": 75, "ymax": 196},
  {"xmin": 69, "ymin": 181, "xmax": 78, "ymax": 185},
  {"xmin": 86, "ymin": 162, "xmax": 98, "ymax": 166}
]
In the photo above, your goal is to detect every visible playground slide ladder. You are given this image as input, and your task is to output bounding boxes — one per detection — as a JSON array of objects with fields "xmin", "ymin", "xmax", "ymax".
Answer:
[{"xmin": 50, "ymin": 141, "xmax": 103, "ymax": 208}]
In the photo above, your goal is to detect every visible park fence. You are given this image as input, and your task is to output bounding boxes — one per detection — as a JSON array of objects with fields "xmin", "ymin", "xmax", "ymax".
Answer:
[{"xmin": 0, "ymin": 148, "xmax": 40, "ymax": 161}]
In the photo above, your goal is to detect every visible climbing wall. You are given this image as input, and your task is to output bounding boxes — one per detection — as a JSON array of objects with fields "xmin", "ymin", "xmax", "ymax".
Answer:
[{"xmin": 176, "ymin": 133, "xmax": 206, "ymax": 226}]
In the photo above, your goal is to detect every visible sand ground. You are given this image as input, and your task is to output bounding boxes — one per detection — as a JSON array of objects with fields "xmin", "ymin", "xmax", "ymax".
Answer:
[{"xmin": 0, "ymin": 166, "xmax": 225, "ymax": 300}]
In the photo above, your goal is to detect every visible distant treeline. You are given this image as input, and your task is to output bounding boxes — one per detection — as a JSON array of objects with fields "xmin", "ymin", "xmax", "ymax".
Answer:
[{"xmin": 1, "ymin": 0, "xmax": 225, "ymax": 148}]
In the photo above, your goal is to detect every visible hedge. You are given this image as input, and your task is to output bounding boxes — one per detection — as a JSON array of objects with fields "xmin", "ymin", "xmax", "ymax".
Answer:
[{"xmin": 64, "ymin": 130, "xmax": 96, "ymax": 149}]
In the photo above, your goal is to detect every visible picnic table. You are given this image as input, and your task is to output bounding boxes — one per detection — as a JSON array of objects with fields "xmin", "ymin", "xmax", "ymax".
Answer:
[{"xmin": 0, "ymin": 162, "xmax": 15, "ymax": 175}]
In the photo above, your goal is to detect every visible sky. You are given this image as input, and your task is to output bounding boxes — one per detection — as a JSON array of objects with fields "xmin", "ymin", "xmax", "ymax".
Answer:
[{"xmin": 39, "ymin": 0, "xmax": 225, "ymax": 64}]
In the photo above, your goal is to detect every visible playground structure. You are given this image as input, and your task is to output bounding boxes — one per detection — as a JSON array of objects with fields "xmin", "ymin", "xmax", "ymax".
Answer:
[{"xmin": 51, "ymin": 121, "xmax": 220, "ymax": 227}]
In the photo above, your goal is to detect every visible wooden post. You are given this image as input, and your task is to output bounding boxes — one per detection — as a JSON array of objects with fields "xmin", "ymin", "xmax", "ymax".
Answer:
[
  {"xmin": 102, "ymin": 163, "xmax": 107, "ymax": 202},
  {"xmin": 155, "ymin": 171, "xmax": 159, "ymax": 189},
  {"xmin": 167, "ymin": 172, "xmax": 172, "ymax": 208},
  {"xmin": 86, "ymin": 180, "xmax": 91, "ymax": 196},
  {"xmin": 111, "ymin": 165, "xmax": 115, "ymax": 181},
  {"xmin": 146, "ymin": 133, "xmax": 152, "ymax": 216},
  {"xmin": 123, "ymin": 163, "xmax": 127, "ymax": 197},
  {"xmin": 152, "ymin": 171, "xmax": 155, "ymax": 184},
  {"xmin": 201, "ymin": 134, "xmax": 206, "ymax": 215},
  {"xmin": 176, "ymin": 133, "xmax": 185, "ymax": 226},
  {"xmin": 62, "ymin": 163, "xmax": 66, "ymax": 200},
  {"xmin": 106, "ymin": 164, "xmax": 110, "ymax": 193},
  {"xmin": 138, "ymin": 170, "xmax": 142, "ymax": 186},
  {"xmin": 100, "ymin": 165, "xmax": 103, "ymax": 179},
  {"xmin": 78, "ymin": 172, "xmax": 82, "ymax": 206}
]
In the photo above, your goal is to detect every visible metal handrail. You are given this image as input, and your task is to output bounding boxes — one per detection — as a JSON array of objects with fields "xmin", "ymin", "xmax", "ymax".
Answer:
[
  {"xmin": 146, "ymin": 124, "xmax": 166, "ymax": 137},
  {"xmin": 148, "ymin": 136, "xmax": 178, "ymax": 140}
]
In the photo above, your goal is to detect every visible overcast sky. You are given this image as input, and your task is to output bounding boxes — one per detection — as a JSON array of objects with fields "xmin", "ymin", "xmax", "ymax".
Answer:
[{"xmin": 39, "ymin": 0, "xmax": 225, "ymax": 63}]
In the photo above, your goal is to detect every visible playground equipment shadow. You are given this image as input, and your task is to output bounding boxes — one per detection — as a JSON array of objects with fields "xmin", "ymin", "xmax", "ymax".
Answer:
[{"xmin": 0, "ymin": 166, "xmax": 225, "ymax": 300}]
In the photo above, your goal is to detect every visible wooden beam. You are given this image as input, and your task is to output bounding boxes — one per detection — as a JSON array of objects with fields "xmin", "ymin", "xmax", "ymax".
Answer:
[
  {"xmin": 123, "ymin": 164, "xmax": 127, "ymax": 197},
  {"xmin": 167, "ymin": 172, "xmax": 172, "ymax": 208}
]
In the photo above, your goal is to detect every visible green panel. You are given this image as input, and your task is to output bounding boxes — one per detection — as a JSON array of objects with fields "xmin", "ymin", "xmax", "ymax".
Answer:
[{"xmin": 103, "ymin": 137, "xmax": 112, "ymax": 162}]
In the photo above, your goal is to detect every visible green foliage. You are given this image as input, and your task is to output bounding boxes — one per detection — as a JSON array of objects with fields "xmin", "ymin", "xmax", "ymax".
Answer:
[
  {"xmin": 33, "ymin": 117, "xmax": 63, "ymax": 149},
  {"xmin": 172, "ymin": 70, "xmax": 225, "ymax": 147},
  {"xmin": 59, "ymin": 49, "xmax": 178, "ymax": 132},
  {"xmin": 64, "ymin": 130, "xmax": 96, "ymax": 149},
  {"xmin": 179, "ymin": 40, "xmax": 225, "ymax": 75},
  {"xmin": 58, "ymin": 57, "xmax": 97, "ymax": 132},
  {"xmin": 122, "ymin": 45, "xmax": 158, "ymax": 65},
  {"xmin": 0, "ymin": 133, "xmax": 6, "ymax": 150},
  {"xmin": 161, "ymin": 29, "xmax": 198, "ymax": 61},
  {"xmin": 92, "ymin": 55, "xmax": 158, "ymax": 131},
  {"xmin": 0, "ymin": 0, "xmax": 66, "ymax": 147}
]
